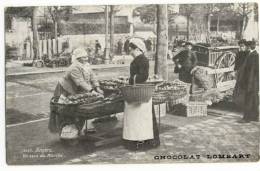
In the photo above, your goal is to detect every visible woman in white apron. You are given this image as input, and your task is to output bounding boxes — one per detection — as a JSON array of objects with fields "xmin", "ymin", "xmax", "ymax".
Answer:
[{"xmin": 123, "ymin": 38, "xmax": 160, "ymax": 151}]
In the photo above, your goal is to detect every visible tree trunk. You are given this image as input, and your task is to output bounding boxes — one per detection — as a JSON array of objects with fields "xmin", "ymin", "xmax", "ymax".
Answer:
[
  {"xmin": 32, "ymin": 7, "xmax": 39, "ymax": 61},
  {"xmin": 155, "ymin": 5, "xmax": 168, "ymax": 80},
  {"xmin": 216, "ymin": 15, "xmax": 220, "ymax": 34},
  {"xmin": 206, "ymin": 14, "xmax": 211, "ymax": 43},
  {"xmin": 241, "ymin": 15, "xmax": 246, "ymax": 39},
  {"xmin": 186, "ymin": 15, "xmax": 190, "ymax": 41},
  {"xmin": 54, "ymin": 21, "xmax": 58, "ymax": 55},
  {"xmin": 110, "ymin": 5, "xmax": 115, "ymax": 58},
  {"xmin": 104, "ymin": 5, "xmax": 110, "ymax": 64}
]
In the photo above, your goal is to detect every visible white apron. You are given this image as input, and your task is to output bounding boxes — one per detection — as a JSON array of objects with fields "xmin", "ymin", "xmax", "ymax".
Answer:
[{"xmin": 123, "ymin": 99, "xmax": 154, "ymax": 141}]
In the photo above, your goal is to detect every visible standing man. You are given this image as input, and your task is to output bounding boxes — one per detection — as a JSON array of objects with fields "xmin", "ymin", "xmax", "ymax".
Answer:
[
  {"xmin": 238, "ymin": 40, "xmax": 259, "ymax": 122},
  {"xmin": 233, "ymin": 39, "xmax": 249, "ymax": 108},
  {"xmin": 117, "ymin": 39, "xmax": 123, "ymax": 55},
  {"xmin": 95, "ymin": 40, "xmax": 101, "ymax": 55},
  {"xmin": 173, "ymin": 42, "xmax": 198, "ymax": 84}
]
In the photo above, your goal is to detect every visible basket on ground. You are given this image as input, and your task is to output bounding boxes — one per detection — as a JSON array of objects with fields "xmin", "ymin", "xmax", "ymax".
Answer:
[{"xmin": 173, "ymin": 101, "xmax": 207, "ymax": 117}]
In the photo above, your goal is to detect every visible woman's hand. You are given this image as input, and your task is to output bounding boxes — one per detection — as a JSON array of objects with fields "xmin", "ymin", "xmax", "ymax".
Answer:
[{"xmin": 96, "ymin": 87, "xmax": 104, "ymax": 95}]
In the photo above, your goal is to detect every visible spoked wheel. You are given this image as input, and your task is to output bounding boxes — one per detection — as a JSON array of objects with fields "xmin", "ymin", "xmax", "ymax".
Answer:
[{"xmin": 214, "ymin": 51, "xmax": 236, "ymax": 86}]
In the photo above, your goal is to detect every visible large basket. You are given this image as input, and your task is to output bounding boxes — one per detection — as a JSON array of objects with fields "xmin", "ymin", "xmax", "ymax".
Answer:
[
  {"xmin": 120, "ymin": 76, "xmax": 155, "ymax": 103},
  {"xmin": 50, "ymin": 97, "xmax": 78, "ymax": 115},
  {"xmin": 173, "ymin": 101, "xmax": 207, "ymax": 117},
  {"xmin": 152, "ymin": 91, "xmax": 169, "ymax": 104}
]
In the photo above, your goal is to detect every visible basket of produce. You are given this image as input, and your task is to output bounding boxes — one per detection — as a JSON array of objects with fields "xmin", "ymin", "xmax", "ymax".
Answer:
[
  {"xmin": 172, "ymin": 101, "xmax": 207, "ymax": 117},
  {"xmin": 99, "ymin": 77, "xmax": 128, "ymax": 96},
  {"xmin": 50, "ymin": 92, "xmax": 104, "ymax": 115},
  {"xmin": 152, "ymin": 91, "xmax": 170, "ymax": 104},
  {"xmin": 67, "ymin": 92, "xmax": 104, "ymax": 105},
  {"xmin": 50, "ymin": 96, "xmax": 78, "ymax": 115},
  {"xmin": 120, "ymin": 76, "xmax": 155, "ymax": 103},
  {"xmin": 156, "ymin": 80, "xmax": 189, "ymax": 97},
  {"xmin": 77, "ymin": 93, "xmax": 124, "ymax": 118}
]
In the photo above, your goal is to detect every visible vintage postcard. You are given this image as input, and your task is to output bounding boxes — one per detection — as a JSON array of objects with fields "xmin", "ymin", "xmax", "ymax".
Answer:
[{"xmin": 5, "ymin": 2, "xmax": 259, "ymax": 165}]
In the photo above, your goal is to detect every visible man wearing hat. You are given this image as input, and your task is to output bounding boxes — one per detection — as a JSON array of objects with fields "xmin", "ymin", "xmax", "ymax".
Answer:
[
  {"xmin": 49, "ymin": 47, "xmax": 104, "ymax": 139},
  {"xmin": 237, "ymin": 40, "xmax": 259, "ymax": 122},
  {"xmin": 173, "ymin": 41, "xmax": 198, "ymax": 84},
  {"xmin": 233, "ymin": 39, "xmax": 249, "ymax": 108}
]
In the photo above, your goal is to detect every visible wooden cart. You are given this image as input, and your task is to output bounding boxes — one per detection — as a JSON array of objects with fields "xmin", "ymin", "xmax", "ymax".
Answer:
[
  {"xmin": 50, "ymin": 98, "xmax": 125, "ymax": 147},
  {"xmin": 192, "ymin": 44, "xmax": 239, "ymax": 92}
]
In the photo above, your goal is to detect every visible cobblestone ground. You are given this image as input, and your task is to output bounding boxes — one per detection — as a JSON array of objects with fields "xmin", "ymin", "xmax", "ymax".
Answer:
[{"xmin": 63, "ymin": 111, "xmax": 260, "ymax": 164}]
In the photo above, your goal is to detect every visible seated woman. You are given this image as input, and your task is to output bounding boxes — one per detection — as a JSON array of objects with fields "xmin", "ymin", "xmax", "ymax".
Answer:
[
  {"xmin": 123, "ymin": 38, "xmax": 160, "ymax": 151},
  {"xmin": 48, "ymin": 47, "xmax": 104, "ymax": 139}
]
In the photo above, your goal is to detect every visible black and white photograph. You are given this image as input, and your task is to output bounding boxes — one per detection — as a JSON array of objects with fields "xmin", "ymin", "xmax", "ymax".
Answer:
[{"xmin": 4, "ymin": 1, "xmax": 260, "ymax": 165}]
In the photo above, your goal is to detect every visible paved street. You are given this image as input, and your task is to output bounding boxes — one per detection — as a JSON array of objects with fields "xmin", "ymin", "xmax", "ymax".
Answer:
[{"xmin": 5, "ymin": 62, "xmax": 260, "ymax": 164}]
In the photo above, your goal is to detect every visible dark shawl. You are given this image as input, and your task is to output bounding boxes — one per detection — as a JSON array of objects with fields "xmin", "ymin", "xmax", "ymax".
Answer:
[{"xmin": 129, "ymin": 54, "xmax": 149, "ymax": 85}]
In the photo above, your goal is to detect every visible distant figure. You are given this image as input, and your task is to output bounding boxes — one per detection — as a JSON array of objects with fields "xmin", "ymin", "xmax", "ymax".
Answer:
[
  {"xmin": 124, "ymin": 39, "xmax": 130, "ymax": 55},
  {"xmin": 95, "ymin": 40, "xmax": 101, "ymax": 55},
  {"xmin": 117, "ymin": 39, "xmax": 123, "ymax": 55},
  {"xmin": 174, "ymin": 36, "xmax": 179, "ymax": 46},
  {"xmin": 145, "ymin": 38, "xmax": 152, "ymax": 51}
]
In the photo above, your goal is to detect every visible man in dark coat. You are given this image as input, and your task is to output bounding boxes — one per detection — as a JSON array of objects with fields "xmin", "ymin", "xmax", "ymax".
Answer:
[
  {"xmin": 95, "ymin": 40, "xmax": 101, "ymax": 55},
  {"xmin": 238, "ymin": 40, "xmax": 259, "ymax": 122},
  {"xmin": 233, "ymin": 39, "xmax": 249, "ymax": 108},
  {"xmin": 173, "ymin": 42, "xmax": 198, "ymax": 83},
  {"xmin": 117, "ymin": 39, "xmax": 123, "ymax": 55},
  {"xmin": 234, "ymin": 39, "xmax": 248, "ymax": 71}
]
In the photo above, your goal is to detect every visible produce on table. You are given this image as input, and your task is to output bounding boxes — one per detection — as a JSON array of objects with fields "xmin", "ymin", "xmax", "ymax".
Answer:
[
  {"xmin": 99, "ymin": 77, "xmax": 128, "ymax": 90},
  {"xmin": 62, "ymin": 92, "xmax": 104, "ymax": 105}
]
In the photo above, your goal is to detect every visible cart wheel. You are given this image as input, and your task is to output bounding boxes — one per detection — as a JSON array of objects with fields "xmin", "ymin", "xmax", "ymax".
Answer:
[
  {"xmin": 60, "ymin": 138, "xmax": 79, "ymax": 146},
  {"xmin": 214, "ymin": 51, "xmax": 236, "ymax": 86}
]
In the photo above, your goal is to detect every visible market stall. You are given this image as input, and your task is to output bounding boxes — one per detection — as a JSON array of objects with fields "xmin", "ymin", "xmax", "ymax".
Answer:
[{"xmin": 50, "ymin": 75, "xmax": 212, "ymax": 146}]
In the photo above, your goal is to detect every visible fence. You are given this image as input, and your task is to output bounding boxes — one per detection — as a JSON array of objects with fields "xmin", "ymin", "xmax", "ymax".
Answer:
[{"xmin": 24, "ymin": 38, "xmax": 66, "ymax": 60}]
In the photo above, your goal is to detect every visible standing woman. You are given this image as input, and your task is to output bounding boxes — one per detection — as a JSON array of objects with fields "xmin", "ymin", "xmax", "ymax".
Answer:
[
  {"xmin": 123, "ymin": 38, "xmax": 160, "ymax": 151},
  {"xmin": 233, "ymin": 39, "xmax": 249, "ymax": 108},
  {"xmin": 238, "ymin": 41, "xmax": 259, "ymax": 122}
]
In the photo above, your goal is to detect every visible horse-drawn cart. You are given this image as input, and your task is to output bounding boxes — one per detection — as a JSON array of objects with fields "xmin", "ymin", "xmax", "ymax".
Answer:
[{"xmin": 192, "ymin": 44, "xmax": 239, "ymax": 92}]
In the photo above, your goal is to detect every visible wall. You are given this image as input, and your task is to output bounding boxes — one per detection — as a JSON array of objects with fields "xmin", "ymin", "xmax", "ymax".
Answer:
[{"xmin": 5, "ymin": 17, "xmax": 33, "ymax": 59}]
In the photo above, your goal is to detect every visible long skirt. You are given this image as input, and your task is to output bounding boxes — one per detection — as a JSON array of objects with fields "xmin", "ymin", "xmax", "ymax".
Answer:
[
  {"xmin": 233, "ymin": 70, "xmax": 246, "ymax": 109},
  {"xmin": 123, "ymin": 99, "xmax": 160, "ymax": 151},
  {"xmin": 48, "ymin": 83, "xmax": 85, "ymax": 133},
  {"xmin": 243, "ymin": 91, "xmax": 259, "ymax": 121}
]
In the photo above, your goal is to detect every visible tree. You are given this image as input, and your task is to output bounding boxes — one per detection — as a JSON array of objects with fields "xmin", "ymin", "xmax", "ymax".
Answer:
[
  {"xmin": 235, "ymin": 3, "xmax": 254, "ymax": 39},
  {"xmin": 104, "ymin": 5, "xmax": 110, "ymax": 64},
  {"xmin": 212, "ymin": 3, "xmax": 234, "ymax": 34},
  {"xmin": 155, "ymin": 5, "xmax": 168, "ymax": 80},
  {"xmin": 32, "ymin": 7, "xmax": 40, "ymax": 61},
  {"xmin": 47, "ymin": 6, "xmax": 73, "ymax": 54},
  {"xmin": 133, "ymin": 5, "xmax": 156, "ymax": 24},
  {"xmin": 179, "ymin": 4, "xmax": 196, "ymax": 41},
  {"xmin": 5, "ymin": 7, "xmax": 39, "ymax": 61},
  {"xmin": 109, "ymin": 5, "xmax": 121, "ymax": 57}
]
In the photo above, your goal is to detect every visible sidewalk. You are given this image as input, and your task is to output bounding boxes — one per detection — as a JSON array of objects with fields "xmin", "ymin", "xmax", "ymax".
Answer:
[
  {"xmin": 6, "ymin": 60, "xmax": 129, "ymax": 77},
  {"xmin": 6, "ymin": 60, "xmax": 175, "ymax": 77},
  {"xmin": 6, "ymin": 109, "xmax": 260, "ymax": 164}
]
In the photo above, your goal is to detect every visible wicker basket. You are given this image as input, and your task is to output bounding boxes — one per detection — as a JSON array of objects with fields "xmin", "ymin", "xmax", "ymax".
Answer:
[
  {"xmin": 173, "ymin": 101, "xmax": 207, "ymax": 117},
  {"xmin": 120, "ymin": 76, "xmax": 155, "ymax": 103},
  {"xmin": 152, "ymin": 91, "xmax": 170, "ymax": 104},
  {"xmin": 168, "ymin": 94, "xmax": 189, "ymax": 105},
  {"xmin": 50, "ymin": 97, "xmax": 78, "ymax": 115}
]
